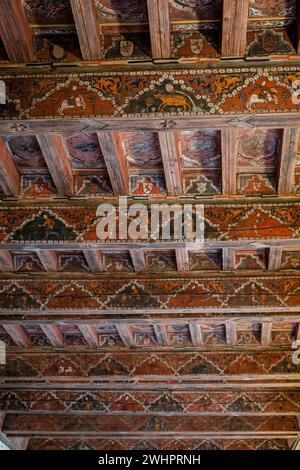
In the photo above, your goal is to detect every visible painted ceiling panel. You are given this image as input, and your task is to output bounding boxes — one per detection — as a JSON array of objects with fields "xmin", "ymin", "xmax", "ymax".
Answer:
[
  {"xmin": 65, "ymin": 133, "xmax": 106, "ymax": 169},
  {"xmin": 121, "ymin": 132, "xmax": 162, "ymax": 169},
  {"xmin": 23, "ymin": 0, "xmax": 74, "ymax": 25}
]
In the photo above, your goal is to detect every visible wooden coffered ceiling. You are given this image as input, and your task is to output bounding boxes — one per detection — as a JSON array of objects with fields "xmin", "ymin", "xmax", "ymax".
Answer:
[{"xmin": 1, "ymin": 0, "xmax": 300, "ymax": 452}]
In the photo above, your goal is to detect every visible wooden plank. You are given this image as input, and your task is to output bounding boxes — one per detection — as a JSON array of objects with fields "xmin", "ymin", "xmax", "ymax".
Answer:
[
  {"xmin": 0, "ymin": 137, "xmax": 20, "ymax": 195},
  {"xmin": 268, "ymin": 247, "xmax": 283, "ymax": 271},
  {"xmin": 9, "ymin": 437, "xmax": 29, "ymax": 450},
  {"xmin": 153, "ymin": 324, "xmax": 169, "ymax": 346},
  {"xmin": 40, "ymin": 325, "xmax": 64, "ymax": 348},
  {"xmin": 0, "ymin": 250, "xmax": 14, "ymax": 272},
  {"xmin": 189, "ymin": 324, "xmax": 203, "ymax": 347},
  {"xmin": 77, "ymin": 325, "xmax": 99, "ymax": 347},
  {"xmin": 130, "ymin": 250, "xmax": 146, "ymax": 273},
  {"xmin": 261, "ymin": 323, "xmax": 272, "ymax": 346},
  {"xmin": 116, "ymin": 325, "xmax": 135, "ymax": 347},
  {"xmin": 2, "ymin": 325, "xmax": 30, "ymax": 348},
  {"xmin": 277, "ymin": 128, "xmax": 298, "ymax": 195},
  {"xmin": 83, "ymin": 250, "xmax": 103, "ymax": 273},
  {"xmin": 36, "ymin": 134, "xmax": 74, "ymax": 197},
  {"xmin": 222, "ymin": 248, "xmax": 235, "ymax": 271},
  {"xmin": 97, "ymin": 132, "xmax": 128, "ymax": 195},
  {"xmin": 221, "ymin": 129, "xmax": 238, "ymax": 195},
  {"xmin": 35, "ymin": 250, "xmax": 58, "ymax": 272},
  {"xmin": 0, "ymin": 0, "xmax": 33, "ymax": 62},
  {"xmin": 226, "ymin": 322, "xmax": 237, "ymax": 345},
  {"xmin": 176, "ymin": 248, "xmax": 190, "ymax": 272},
  {"xmin": 222, "ymin": 0, "xmax": 250, "ymax": 57},
  {"xmin": 147, "ymin": 0, "xmax": 170, "ymax": 59},
  {"xmin": 159, "ymin": 131, "xmax": 182, "ymax": 195},
  {"xmin": 70, "ymin": 0, "xmax": 101, "ymax": 61}
]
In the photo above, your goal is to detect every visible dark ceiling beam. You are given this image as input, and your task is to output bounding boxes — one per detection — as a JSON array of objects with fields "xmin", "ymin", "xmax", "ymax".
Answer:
[
  {"xmin": 97, "ymin": 132, "xmax": 129, "ymax": 196},
  {"xmin": 0, "ymin": 137, "xmax": 20, "ymax": 196},
  {"xmin": 159, "ymin": 131, "xmax": 182, "ymax": 196},
  {"xmin": 221, "ymin": 0, "xmax": 250, "ymax": 58},
  {"xmin": 70, "ymin": 0, "xmax": 101, "ymax": 61},
  {"xmin": 147, "ymin": 0, "xmax": 171, "ymax": 59},
  {"xmin": 40, "ymin": 325, "xmax": 64, "ymax": 348},
  {"xmin": 221, "ymin": 129, "xmax": 238, "ymax": 195},
  {"xmin": 36, "ymin": 134, "xmax": 74, "ymax": 197},
  {"xmin": 0, "ymin": 0, "xmax": 33, "ymax": 63},
  {"xmin": 277, "ymin": 128, "xmax": 298, "ymax": 195},
  {"xmin": 2, "ymin": 325, "xmax": 30, "ymax": 348}
]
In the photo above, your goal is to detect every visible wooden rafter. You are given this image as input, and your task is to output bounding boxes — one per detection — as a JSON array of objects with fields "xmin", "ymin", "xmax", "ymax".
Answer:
[
  {"xmin": 40, "ymin": 325, "xmax": 64, "ymax": 348},
  {"xmin": 0, "ymin": 0, "xmax": 33, "ymax": 63},
  {"xmin": 116, "ymin": 325, "xmax": 135, "ymax": 347},
  {"xmin": 97, "ymin": 132, "xmax": 128, "ymax": 195},
  {"xmin": 36, "ymin": 134, "xmax": 74, "ymax": 197},
  {"xmin": 83, "ymin": 250, "xmax": 103, "ymax": 273},
  {"xmin": 176, "ymin": 248, "xmax": 190, "ymax": 272},
  {"xmin": 221, "ymin": 129, "xmax": 238, "ymax": 195},
  {"xmin": 130, "ymin": 250, "xmax": 146, "ymax": 273},
  {"xmin": 222, "ymin": 0, "xmax": 250, "ymax": 58},
  {"xmin": 70, "ymin": 0, "xmax": 101, "ymax": 61},
  {"xmin": 35, "ymin": 250, "xmax": 58, "ymax": 272},
  {"xmin": 153, "ymin": 324, "xmax": 169, "ymax": 346},
  {"xmin": 268, "ymin": 247, "xmax": 283, "ymax": 271},
  {"xmin": 147, "ymin": 0, "xmax": 170, "ymax": 59},
  {"xmin": 226, "ymin": 322, "xmax": 237, "ymax": 345},
  {"xmin": 159, "ymin": 131, "xmax": 182, "ymax": 195},
  {"xmin": 277, "ymin": 128, "xmax": 298, "ymax": 195},
  {"xmin": 222, "ymin": 248, "xmax": 235, "ymax": 271},
  {"xmin": 261, "ymin": 323, "xmax": 272, "ymax": 347},
  {"xmin": 0, "ymin": 250, "xmax": 14, "ymax": 272},
  {"xmin": 189, "ymin": 323, "xmax": 203, "ymax": 347},
  {"xmin": 0, "ymin": 137, "xmax": 20, "ymax": 196},
  {"xmin": 2, "ymin": 325, "xmax": 30, "ymax": 348},
  {"xmin": 77, "ymin": 325, "xmax": 99, "ymax": 348}
]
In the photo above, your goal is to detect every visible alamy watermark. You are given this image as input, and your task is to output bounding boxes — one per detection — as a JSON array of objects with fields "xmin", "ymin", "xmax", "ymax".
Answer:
[{"xmin": 96, "ymin": 197, "xmax": 205, "ymax": 248}]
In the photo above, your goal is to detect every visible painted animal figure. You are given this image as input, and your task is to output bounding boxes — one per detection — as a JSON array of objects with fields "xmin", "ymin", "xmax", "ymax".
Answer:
[
  {"xmin": 215, "ymin": 76, "xmax": 240, "ymax": 95},
  {"xmin": 59, "ymin": 95, "xmax": 85, "ymax": 115},
  {"xmin": 247, "ymin": 90, "xmax": 279, "ymax": 110},
  {"xmin": 153, "ymin": 93, "xmax": 191, "ymax": 112}
]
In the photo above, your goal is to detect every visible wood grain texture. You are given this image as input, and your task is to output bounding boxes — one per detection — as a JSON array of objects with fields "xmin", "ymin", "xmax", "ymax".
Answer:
[
  {"xmin": 35, "ymin": 250, "xmax": 58, "ymax": 272},
  {"xmin": 0, "ymin": 137, "xmax": 20, "ymax": 195},
  {"xmin": 36, "ymin": 134, "xmax": 74, "ymax": 197},
  {"xmin": 147, "ymin": 0, "xmax": 170, "ymax": 59},
  {"xmin": 40, "ymin": 325, "xmax": 64, "ymax": 348},
  {"xmin": 97, "ymin": 132, "xmax": 129, "ymax": 195},
  {"xmin": 159, "ymin": 131, "xmax": 182, "ymax": 195},
  {"xmin": 0, "ymin": 0, "xmax": 33, "ymax": 62},
  {"xmin": 83, "ymin": 250, "xmax": 104, "ymax": 273},
  {"xmin": 130, "ymin": 250, "xmax": 146, "ymax": 273},
  {"xmin": 70, "ymin": 0, "xmax": 101, "ymax": 60},
  {"xmin": 277, "ymin": 128, "xmax": 298, "ymax": 195},
  {"xmin": 222, "ymin": 0, "xmax": 250, "ymax": 57},
  {"xmin": 221, "ymin": 129, "xmax": 238, "ymax": 195},
  {"xmin": 2, "ymin": 324, "xmax": 30, "ymax": 348},
  {"xmin": 0, "ymin": 250, "xmax": 14, "ymax": 272},
  {"xmin": 268, "ymin": 247, "xmax": 283, "ymax": 271},
  {"xmin": 77, "ymin": 325, "xmax": 99, "ymax": 347}
]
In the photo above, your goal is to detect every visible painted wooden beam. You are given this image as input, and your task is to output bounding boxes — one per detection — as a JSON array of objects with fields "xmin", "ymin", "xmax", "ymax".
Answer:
[
  {"xmin": 0, "ymin": 137, "xmax": 20, "ymax": 195},
  {"xmin": 78, "ymin": 325, "xmax": 99, "ymax": 348},
  {"xmin": 35, "ymin": 250, "xmax": 58, "ymax": 272},
  {"xmin": 222, "ymin": 248, "xmax": 235, "ymax": 271},
  {"xmin": 116, "ymin": 325, "xmax": 135, "ymax": 347},
  {"xmin": 153, "ymin": 324, "xmax": 169, "ymax": 346},
  {"xmin": 221, "ymin": 129, "xmax": 238, "ymax": 195},
  {"xmin": 176, "ymin": 248, "xmax": 190, "ymax": 272},
  {"xmin": 40, "ymin": 325, "xmax": 64, "ymax": 348},
  {"xmin": 36, "ymin": 134, "xmax": 74, "ymax": 197},
  {"xmin": 222, "ymin": 0, "xmax": 250, "ymax": 57},
  {"xmin": 277, "ymin": 128, "xmax": 298, "ymax": 195},
  {"xmin": 70, "ymin": 0, "xmax": 101, "ymax": 61},
  {"xmin": 2, "ymin": 325, "xmax": 30, "ymax": 348},
  {"xmin": 189, "ymin": 323, "xmax": 203, "ymax": 347},
  {"xmin": 268, "ymin": 247, "xmax": 283, "ymax": 271},
  {"xmin": 0, "ymin": 250, "xmax": 14, "ymax": 272},
  {"xmin": 226, "ymin": 322, "xmax": 237, "ymax": 345},
  {"xmin": 147, "ymin": 0, "xmax": 170, "ymax": 59},
  {"xmin": 159, "ymin": 131, "xmax": 182, "ymax": 195},
  {"xmin": 130, "ymin": 250, "xmax": 146, "ymax": 273},
  {"xmin": 97, "ymin": 132, "xmax": 129, "ymax": 196},
  {"xmin": 83, "ymin": 250, "xmax": 104, "ymax": 273},
  {"xmin": 0, "ymin": 0, "xmax": 33, "ymax": 62},
  {"xmin": 261, "ymin": 323, "xmax": 272, "ymax": 347}
]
